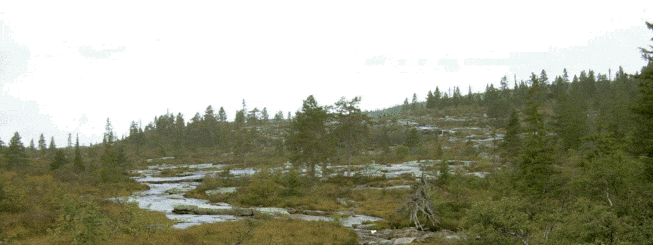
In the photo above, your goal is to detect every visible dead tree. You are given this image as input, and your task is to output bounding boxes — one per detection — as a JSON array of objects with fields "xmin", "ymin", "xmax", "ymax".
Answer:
[{"xmin": 397, "ymin": 173, "xmax": 439, "ymax": 231}]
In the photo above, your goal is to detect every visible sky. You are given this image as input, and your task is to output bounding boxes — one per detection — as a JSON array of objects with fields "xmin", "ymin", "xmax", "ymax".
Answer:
[{"xmin": 0, "ymin": 1, "xmax": 652, "ymax": 146}]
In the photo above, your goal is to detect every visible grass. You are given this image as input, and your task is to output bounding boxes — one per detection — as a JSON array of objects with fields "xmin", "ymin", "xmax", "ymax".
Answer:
[{"xmin": 105, "ymin": 219, "xmax": 357, "ymax": 245}]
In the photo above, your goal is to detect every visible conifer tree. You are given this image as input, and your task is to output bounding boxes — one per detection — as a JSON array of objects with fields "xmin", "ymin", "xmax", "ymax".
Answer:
[
  {"xmin": 639, "ymin": 21, "xmax": 653, "ymax": 62},
  {"xmin": 402, "ymin": 98, "xmax": 410, "ymax": 112},
  {"xmin": 73, "ymin": 134, "xmax": 84, "ymax": 172},
  {"xmin": 286, "ymin": 95, "xmax": 332, "ymax": 179},
  {"xmin": 5, "ymin": 132, "xmax": 27, "ymax": 170},
  {"xmin": 274, "ymin": 110, "xmax": 284, "ymax": 123},
  {"xmin": 67, "ymin": 133, "xmax": 72, "ymax": 148},
  {"xmin": 517, "ymin": 73, "xmax": 555, "ymax": 195},
  {"xmin": 38, "ymin": 133, "xmax": 47, "ymax": 151},
  {"xmin": 261, "ymin": 107, "xmax": 269, "ymax": 123},
  {"xmin": 426, "ymin": 90, "xmax": 435, "ymax": 109},
  {"xmin": 500, "ymin": 109, "xmax": 522, "ymax": 163},
  {"xmin": 218, "ymin": 107, "xmax": 227, "ymax": 122},
  {"xmin": 632, "ymin": 21, "xmax": 653, "ymax": 159},
  {"xmin": 433, "ymin": 87, "xmax": 441, "ymax": 108},
  {"xmin": 50, "ymin": 149, "xmax": 67, "ymax": 170},
  {"xmin": 49, "ymin": 136, "xmax": 56, "ymax": 154},
  {"xmin": 29, "ymin": 139, "xmax": 36, "ymax": 151},
  {"xmin": 411, "ymin": 93, "xmax": 419, "ymax": 111}
]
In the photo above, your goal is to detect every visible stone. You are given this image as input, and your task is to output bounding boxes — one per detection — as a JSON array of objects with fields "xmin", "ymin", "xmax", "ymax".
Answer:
[
  {"xmin": 206, "ymin": 187, "xmax": 238, "ymax": 196},
  {"xmin": 392, "ymin": 237, "xmax": 416, "ymax": 244}
]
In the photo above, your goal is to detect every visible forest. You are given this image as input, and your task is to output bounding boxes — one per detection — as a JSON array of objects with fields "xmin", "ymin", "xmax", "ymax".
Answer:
[{"xmin": 1, "ymin": 22, "xmax": 653, "ymax": 244}]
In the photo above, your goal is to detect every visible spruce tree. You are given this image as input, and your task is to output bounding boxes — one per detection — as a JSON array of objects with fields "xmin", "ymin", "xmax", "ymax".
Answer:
[
  {"xmin": 218, "ymin": 107, "xmax": 227, "ymax": 122},
  {"xmin": 286, "ymin": 95, "xmax": 332, "ymax": 179},
  {"xmin": 261, "ymin": 107, "xmax": 269, "ymax": 123},
  {"xmin": 402, "ymin": 98, "xmax": 410, "ymax": 113},
  {"xmin": 426, "ymin": 90, "xmax": 435, "ymax": 109},
  {"xmin": 6, "ymin": 132, "xmax": 27, "ymax": 169},
  {"xmin": 500, "ymin": 109, "xmax": 522, "ymax": 163},
  {"xmin": 73, "ymin": 134, "xmax": 84, "ymax": 172},
  {"xmin": 67, "ymin": 133, "xmax": 72, "ymax": 148},
  {"xmin": 517, "ymin": 73, "xmax": 555, "ymax": 195},
  {"xmin": 38, "ymin": 133, "xmax": 47, "ymax": 151},
  {"xmin": 29, "ymin": 139, "xmax": 36, "ymax": 151},
  {"xmin": 50, "ymin": 149, "xmax": 67, "ymax": 170},
  {"xmin": 632, "ymin": 21, "xmax": 653, "ymax": 159},
  {"xmin": 411, "ymin": 93, "xmax": 419, "ymax": 111},
  {"xmin": 49, "ymin": 136, "xmax": 56, "ymax": 154}
]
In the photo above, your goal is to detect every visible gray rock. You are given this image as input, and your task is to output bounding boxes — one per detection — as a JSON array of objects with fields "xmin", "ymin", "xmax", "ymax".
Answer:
[
  {"xmin": 206, "ymin": 187, "xmax": 238, "ymax": 196},
  {"xmin": 392, "ymin": 237, "xmax": 416, "ymax": 244}
]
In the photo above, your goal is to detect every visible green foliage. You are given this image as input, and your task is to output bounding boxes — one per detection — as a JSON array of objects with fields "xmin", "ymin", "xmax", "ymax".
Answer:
[
  {"xmin": 438, "ymin": 160, "xmax": 450, "ymax": 185},
  {"xmin": 286, "ymin": 95, "xmax": 333, "ymax": 178},
  {"xmin": 395, "ymin": 145, "xmax": 410, "ymax": 160},
  {"xmin": 4, "ymin": 132, "xmax": 27, "ymax": 170},
  {"xmin": 500, "ymin": 109, "xmax": 522, "ymax": 163},
  {"xmin": 50, "ymin": 149, "xmax": 68, "ymax": 170},
  {"xmin": 72, "ymin": 135, "xmax": 84, "ymax": 173},
  {"xmin": 632, "ymin": 64, "xmax": 653, "ymax": 158}
]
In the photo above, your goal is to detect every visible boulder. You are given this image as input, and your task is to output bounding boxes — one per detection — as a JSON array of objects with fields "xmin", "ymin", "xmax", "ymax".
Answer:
[
  {"xmin": 392, "ymin": 237, "xmax": 416, "ymax": 244},
  {"xmin": 205, "ymin": 187, "xmax": 238, "ymax": 196}
]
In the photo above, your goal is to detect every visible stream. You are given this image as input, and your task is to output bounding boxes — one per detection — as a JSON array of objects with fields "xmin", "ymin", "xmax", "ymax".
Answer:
[{"xmin": 126, "ymin": 163, "xmax": 383, "ymax": 229}]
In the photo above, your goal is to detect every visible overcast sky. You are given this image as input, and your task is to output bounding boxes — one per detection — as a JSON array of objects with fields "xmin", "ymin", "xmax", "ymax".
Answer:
[{"xmin": 1, "ymin": 1, "xmax": 651, "ymax": 146}]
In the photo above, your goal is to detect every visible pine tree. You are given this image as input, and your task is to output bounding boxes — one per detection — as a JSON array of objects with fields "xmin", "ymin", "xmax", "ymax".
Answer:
[
  {"xmin": 553, "ymin": 91, "xmax": 587, "ymax": 151},
  {"xmin": 274, "ymin": 110, "xmax": 284, "ymax": 123},
  {"xmin": 411, "ymin": 93, "xmax": 419, "ymax": 111},
  {"xmin": 218, "ymin": 107, "xmax": 227, "ymax": 122},
  {"xmin": 286, "ymin": 95, "xmax": 332, "ymax": 179},
  {"xmin": 38, "ymin": 133, "xmax": 47, "ymax": 151},
  {"xmin": 5, "ymin": 132, "xmax": 27, "ymax": 170},
  {"xmin": 100, "ymin": 118, "xmax": 127, "ymax": 182},
  {"xmin": 234, "ymin": 110, "xmax": 246, "ymax": 126},
  {"xmin": 632, "ymin": 21, "xmax": 653, "ymax": 159},
  {"xmin": 67, "ymin": 133, "xmax": 72, "ymax": 148},
  {"xmin": 332, "ymin": 97, "xmax": 369, "ymax": 176},
  {"xmin": 433, "ymin": 87, "xmax": 441, "ymax": 108},
  {"xmin": 516, "ymin": 73, "xmax": 555, "ymax": 195},
  {"xmin": 261, "ymin": 107, "xmax": 269, "ymax": 123},
  {"xmin": 402, "ymin": 98, "xmax": 410, "ymax": 112},
  {"xmin": 639, "ymin": 22, "xmax": 653, "ymax": 62},
  {"xmin": 49, "ymin": 136, "xmax": 56, "ymax": 154},
  {"xmin": 426, "ymin": 90, "xmax": 435, "ymax": 109},
  {"xmin": 73, "ymin": 134, "xmax": 84, "ymax": 172},
  {"xmin": 50, "ymin": 149, "xmax": 67, "ymax": 170},
  {"xmin": 500, "ymin": 109, "xmax": 522, "ymax": 163},
  {"xmin": 29, "ymin": 139, "xmax": 36, "ymax": 151}
]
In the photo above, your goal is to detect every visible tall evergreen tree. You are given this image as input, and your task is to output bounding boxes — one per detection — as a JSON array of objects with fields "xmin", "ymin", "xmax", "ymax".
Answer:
[
  {"xmin": 286, "ymin": 95, "xmax": 332, "ymax": 179},
  {"xmin": 50, "ymin": 149, "xmax": 67, "ymax": 170},
  {"xmin": 5, "ymin": 132, "xmax": 27, "ymax": 170},
  {"xmin": 261, "ymin": 107, "xmax": 269, "ymax": 123},
  {"xmin": 426, "ymin": 90, "xmax": 435, "ymax": 109},
  {"xmin": 49, "ymin": 136, "xmax": 56, "ymax": 154},
  {"xmin": 639, "ymin": 21, "xmax": 653, "ymax": 62},
  {"xmin": 500, "ymin": 109, "xmax": 522, "ymax": 163},
  {"xmin": 332, "ymin": 97, "xmax": 369, "ymax": 176},
  {"xmin": 274, "ymin": 110, "xmax": 285, "ymax": 123},
  {"xmin": 218, "ymin": 107, "xmax": 227, "ymax": 122},
  {"xmin": 29, "ymin": 139, "xmax": 36, "ymax": 151},
  {"xmin": 73, "ymin": 134, "xmax": 84, "ymax": 172},
  {"xmin": 517, "ymin": 73, "xmax": 555, "ymax": 195},
  {"xmin": 632, "ymin": 21, "xmax": 653, "ymax": 159},
  {"xmin": 553, "ymin": 91, "xmax": 587, "ymax": 151},
  {"xmin": 38, "ymin": 133, "xmax": 47, "ymax": 151},
  {"xmin": 411, "ymin": 93, "xmax": 419, "ymax": 111},
  {"xmin": 67, "ymin": 133, "xmax": 72, "ymax": 148},
  {"xmin": 433, "ymin": 87, "xmax": 441, "ymax": 108},
  {"xmin": 402, "ymin": 98, "xmax": 410, "ymax": 112},
  {"xmin": 100, "ymin": 118, "xmax": 127, "ymax": 182}
]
